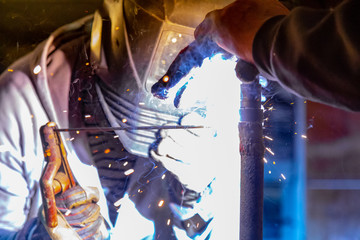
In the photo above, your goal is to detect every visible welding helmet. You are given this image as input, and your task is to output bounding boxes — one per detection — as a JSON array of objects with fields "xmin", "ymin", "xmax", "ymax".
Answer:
[
  {"xmin": 90, "ymin": 0, "xmax": 235, "ymax": 156},
  {"xmin": 90, "ymin": 0, "xmax": 234, "ymax": 94}
]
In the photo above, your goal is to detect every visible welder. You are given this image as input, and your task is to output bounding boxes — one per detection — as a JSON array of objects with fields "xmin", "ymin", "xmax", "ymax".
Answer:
[
  {"xmin": 0, "ymin": 0, "xmax": 238, "ymax": 239},
  {"xmin": 189, "ymin": 0, "xmax": 360, "ymax": 111}
]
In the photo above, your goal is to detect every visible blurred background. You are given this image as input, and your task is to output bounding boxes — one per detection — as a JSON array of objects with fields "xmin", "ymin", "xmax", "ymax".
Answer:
[{"xmin": 1, "ymin": 0, "xmax": 359, "ymax": 239}]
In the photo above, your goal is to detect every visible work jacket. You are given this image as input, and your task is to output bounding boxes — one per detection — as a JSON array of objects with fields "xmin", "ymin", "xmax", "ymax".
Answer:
[{"xmin": 253, "ymin": 0, "xmax": 360, "ymax": 111}]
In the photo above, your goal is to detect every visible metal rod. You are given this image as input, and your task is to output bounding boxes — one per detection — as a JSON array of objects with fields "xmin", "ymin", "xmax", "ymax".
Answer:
[
  {"xmin": 236, "ymin": 60, "xmax": 264, "ymax": 240},
  {"xmin": 55, "ymin": 125, "xmax": 206, "ymax": 132}
]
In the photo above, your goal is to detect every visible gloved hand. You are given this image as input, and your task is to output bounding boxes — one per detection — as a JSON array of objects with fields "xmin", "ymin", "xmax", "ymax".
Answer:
[
  {"xmin": 53, "ymin": 185, "xmax": 108, "ymax": 240},
  {"xmin": 32, "ymin": 185, "xmax": 109, "ymax": 240},
  {"xmin": 194, "ymin": 0, "xmax": 289, "ymax": 64},
  {"xmin": 150, "ymin": 113, "xmax": 219, "ymax": 193}
]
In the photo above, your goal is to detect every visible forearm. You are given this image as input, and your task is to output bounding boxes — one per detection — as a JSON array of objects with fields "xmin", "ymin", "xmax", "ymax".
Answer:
[{"xmin": 253, "ymin": 0, "xmax": 360, "ymax": 111}]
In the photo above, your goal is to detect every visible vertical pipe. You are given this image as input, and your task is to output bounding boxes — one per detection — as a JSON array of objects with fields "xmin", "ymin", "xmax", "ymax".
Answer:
[{"xmin": 236, "ymin": 61, "xmax": 264, "ymax": 240}]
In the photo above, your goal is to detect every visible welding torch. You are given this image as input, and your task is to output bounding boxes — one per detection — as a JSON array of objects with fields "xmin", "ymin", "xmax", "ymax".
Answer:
[{"xmin": 150, "ymin": 37, "xmax": 264, "ymax": 240}]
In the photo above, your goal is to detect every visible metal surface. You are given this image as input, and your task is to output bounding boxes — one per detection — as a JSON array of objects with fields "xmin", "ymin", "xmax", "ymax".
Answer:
[{"xmin": 237, "ymin": 61, "xmax": 264, "ymax": 240}]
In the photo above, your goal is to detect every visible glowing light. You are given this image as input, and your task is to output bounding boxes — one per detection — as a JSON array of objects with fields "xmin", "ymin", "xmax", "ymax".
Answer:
[
  {"xmin": 161, "ymin": 174, "xmax": 166, "ymax": 180},
  {"xmin": 114, "ymin": 135, "xmax": 119, "ymax": 138},
  {"xmin": 266, "ymin": 147, "xmax": 275, "ymax": 156},
  {"xmin": 78, "ymin": 97, "xmax": 82, "ymax": 101},
  {"xmin": 259, "ymin": 76, "xmax": 268, "ymax": 88},
  {"xmin": 167, "ymin": 219, "xmax": 171, "ymax": 225},
  {"xmin": 114, "ymin": 198, "xmax": 123, "ymax": 207},
  {"xmin": 69, "ymin": 137, "xmax": 75, "ymax": 141},
  {"xmin": 123, "ymin": 161, "xmax": 128, "ymax": 166},
  {"xmin": 264, "ymin": 136, "xmax": 273, "ymax": 141},
  {"xmin": 124, "ymin": 169, "xmax": 134, "ymax": 176},
  {"xmin": 122, "ymin": 118, "xmax": 127, "ymax": 123},
  {"xmin": 126, "ymin": 89, "xmax": 130, "ymax": 92},
  {"xmin": 263, "ymin": 158, "xmax": 268, "ymax": 163},
  {"xmin": 269, "ymin": 171, "xmax": 272, "ymax": 174},
  {"xmin": 273, "ymin": 161, "xmax": 276, "ymax": 165},
  {"xmin": 178, "ymin": 34, "xmax": 182, "ymax": 37},
  {"xmin": 47, "ymin": 122, "xmax": 56, "ymax": 127},
  {"xmin": 139, "ymin": 102, "xmax": 145, "ymax": 106},
  {"xmin": 33, "ymin": 65, "xmax": 41, "ymax": 75},
  {"xmin": 162, "ymin": 76, "xmax": 169, "ymax": 82},
  {"xmin": 76, "ymin": 131, "xmax": 80, "ymax": 134},
  {"xmin": 115, "ymin": 26, "xmax": 120, "ymax": 31},
  {"xmin": 108, "ymin": 163, "xmax": 112, "ymax": 168},
  {"xmin": 64, "ymin": 210, "xmax": 71, "ymax": 216},
  {"xmin": 63, "ymin": 110, "xmax": 67, "ymax": 113},
  {"xmin": 85, "ymin": 62, "xmax": 89, "ymax": 66},
  {"xmin": 281, "ymin": 173, "xmax": 286, "ymax": 180},
  {"xmin": 85, "ymin": 114, "xmax": 91, "ymax": 119},
  {"xmin": 104, "ymin": 149, "xmax": 111, "ymax": 154},
  {"xmin": 158, "ymin": 200, "xmax": 164, "ymax": 207},
  {"xmin": 301, "ymin": 135, "xmax": 307, "ymax": 139},
  {"xmin": 7, "ymin": 69, "xmax": 13, "ymax": 72},
  {"xmin": 171, "ymin": 38, "xmax": 177, "ymax": 43}
]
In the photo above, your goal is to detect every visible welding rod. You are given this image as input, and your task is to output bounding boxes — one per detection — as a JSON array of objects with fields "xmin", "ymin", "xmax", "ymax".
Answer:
[{"xmin": 54, "ymin": 125, "xmax": 206, "ymax": 132}]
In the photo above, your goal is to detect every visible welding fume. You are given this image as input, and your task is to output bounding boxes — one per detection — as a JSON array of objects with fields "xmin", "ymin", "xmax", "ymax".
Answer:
[{"xmin": 0, "ymin": 0, "xmax": 241, "ymax": 239}]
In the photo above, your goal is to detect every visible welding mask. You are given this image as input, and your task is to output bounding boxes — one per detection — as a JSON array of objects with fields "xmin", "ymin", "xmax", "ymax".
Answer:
[
  {"xmin": 91, "ymin": 0, "xmax": 235, "ymax": 93},
  {"xmin": 90, "ymin": 0, "xmax": 234, "ymax": 156}
]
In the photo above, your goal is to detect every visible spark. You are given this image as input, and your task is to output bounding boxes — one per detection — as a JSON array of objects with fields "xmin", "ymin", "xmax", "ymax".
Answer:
[
  {"xmin": 85, "ymin": 114, "xmax": 92, "ymax": 118},
  {"xmin": 114, "ymin": 198, "xmax": 123, "ymax": 207},
  {"xmin": 273, "ymin": 161, "xmax": 276, "ymax": 165},
  {"xmin": 115, "ymin": 26, "xmax": 120, "ymax": 31},
  {"xmin": 281, "ymin": 173, "xmax": 286, "ymax": 180},
  {"xmin": 123, "ymin": 161, "xmax": 128, "ymax": 166},
  {"xmin": 162, "ymin": 76, "xmax": 169, "ymax": 82},
  {"xmin": 171, "ymin": 37, "xmax": 177, "ymax": 43},
  {"xmin": 76, "ymin": 131, "xmax": 80, "ymax": 134},
  {"xmin": 114, "ymin": 135, "xmax": 119, "ymax": 138},
  {"xmin": 122, "ymin": 118, "xmax": 127, "ymax": 123},
  {"xmin": 269, "ymin": 171, "xmax": 272, "ymax": 174},
  {"xmin": 85, "ymin": 62, "xmax": 89, "ymax": 66},
  {"xmin": 158, "ymin": 200, "xmax": 164, "ymax": 207},
  {"xmin": 124, "ymin": 169, "xmax": 134, "ymax": 176},
  {"xmin": 161, "ymin": 174, "xmax": 166, "ymax": 180},
  {"xmin": 69, "ymin": 137, "xmax": 75, "ymax": 141},
  {"xmin": 301, "ymin": 135, "xmax": 307, "ymax": 139},
  {"xmin": 108, "ymin": 163, "xmax": 112, "ymax": 168},
  {"xmin": 8, "ymin": 69, "xmax": 13, "ymax": 72},
  {"xmin": 167, "ymin": 219, "xmax": 171, "ymax": 225},
  {"xmin": 33, "ymin": 65, "xmax": 41, "ymax": 75},
  {"xmin": 264, "ymin": 136, "xmax": 273, "ymax": 141},
  {"xmin": 78, "ymin": 97, "xmax": 82, "ymax": 101},
  {"xmin": 263, "ymin": 158, "xmax": 268, "ymax": 163},
  {"xmin": 139, "ymin": 102, "xmax": 145, "ymax": 106},
  {"xmin": 104, "ymin": 149, "xmax": 111, "ymax": 154},
  {"xmin": 64, "ymin": 210, "xmax": 71, "ymax": 216},
  {"xmin": 265, "ymin": 147, "xmax": 275, "ymax": 155}
]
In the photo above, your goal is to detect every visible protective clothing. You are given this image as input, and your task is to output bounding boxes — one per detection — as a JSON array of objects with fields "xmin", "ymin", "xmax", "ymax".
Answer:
[
  {"xmin": 0, "ymin": 0, "xmax": 239, "ymax": 239},
  {"xmin": 253, "ymin": 0, "xmax": 360, "ymax": 111},
  {"xmin": 193, "ymin": 0, "xmax": 360, "ymax": 111}
]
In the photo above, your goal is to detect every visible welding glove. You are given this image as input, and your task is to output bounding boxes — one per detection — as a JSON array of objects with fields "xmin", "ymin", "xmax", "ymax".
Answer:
[
  {"xmin": 194, "ymin": 0, "xmax": 289, "ymax": 64},
  {"xmin": 29, "ymin": 185, "xmax": 109, "ymax": 240},
  {"xmin": 150, "ymin": 112, "xmax": 219, "ymax": 193}
]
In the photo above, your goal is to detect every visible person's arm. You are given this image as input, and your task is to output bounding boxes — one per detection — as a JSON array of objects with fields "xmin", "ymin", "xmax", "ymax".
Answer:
[
  {"xmin": 0, "ymin": 69, "xmax": 48, "ymax": 239},
  {"xmin": 253, "ymin": 0, "xmax": 360, "ymax": 111}
]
